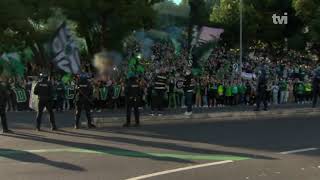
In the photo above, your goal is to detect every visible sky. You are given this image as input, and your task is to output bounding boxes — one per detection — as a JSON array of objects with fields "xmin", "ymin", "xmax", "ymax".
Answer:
[{"xmin": 171, "ymin": 0, "xmax": 182, "ymax": 5}]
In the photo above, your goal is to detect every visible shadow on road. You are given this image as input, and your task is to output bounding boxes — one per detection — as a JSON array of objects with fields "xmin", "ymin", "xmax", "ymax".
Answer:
[
  {"xmin": 108, "ymin": 115, "xmax": 320, "ymax": 154},
  {"xmin": 2, "ymin": 132, "xmax": 193, "ymax": 164},
  {"xmin": 0, "ymin": 148, "xmax": 85, "ymax": 171},
  {"xmin": 50, "ymin": 129, "xmax": 275, "ymax": 160}
]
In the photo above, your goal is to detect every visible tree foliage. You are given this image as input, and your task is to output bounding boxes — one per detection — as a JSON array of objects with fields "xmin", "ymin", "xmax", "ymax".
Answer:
[{"xmin": 56, "ymin": 0, "xmax": 160, "ymax": 54}]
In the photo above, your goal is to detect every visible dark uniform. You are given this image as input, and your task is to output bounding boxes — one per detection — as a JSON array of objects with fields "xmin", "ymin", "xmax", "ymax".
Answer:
[
  {"xmin": 0, "ymin": 81, "xmax": 11, "ymax": 133},
  {"xmin": 56, "ymin": 81, "xmax": 65, "ymax": 112},
  {"xmin": 255, "ymin": 71, "xmax": 268, "ymax": 111},
  {"xmin": 124, "ymin": 77, "xmax": 141, "ymax": 127},
  {"xmin": 74, "ymin": 77, "xmax": 95, "ymax": 129},
  {"xmin": 34, "ymin": 75, "xmax": 57, "ymax": 131},
  {"xmin": 184, "ymin": 73, "xmax": 195, "ymax": 114},
  {"xmin": 312, "ymin": 70, "xmax": 320, "ymax": 108}
]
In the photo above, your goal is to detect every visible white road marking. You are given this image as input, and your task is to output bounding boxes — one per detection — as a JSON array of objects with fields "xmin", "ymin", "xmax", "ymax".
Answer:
[
  {"xmin": 126, "ymin": 160, "xmax": 233, "ymax": 180},
  {"xmin": 279, "ymin": 148, "xmax": 319, "ymax": 155}
]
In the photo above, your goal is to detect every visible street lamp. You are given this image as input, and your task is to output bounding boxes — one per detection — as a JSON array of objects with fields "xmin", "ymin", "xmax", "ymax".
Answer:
[{"xmin": 239, "ymin": 0, "xmax": 243, "ymax": 73}]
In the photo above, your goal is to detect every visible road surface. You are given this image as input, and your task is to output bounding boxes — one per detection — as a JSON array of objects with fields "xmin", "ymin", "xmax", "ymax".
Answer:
[{"xmin": 1, "ymin": 106, "xmax": 320, "ymax": 180}]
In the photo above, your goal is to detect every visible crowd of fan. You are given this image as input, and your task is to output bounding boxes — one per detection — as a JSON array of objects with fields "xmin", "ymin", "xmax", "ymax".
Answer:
[{"xmin": 3, "ymin": 41, "xmax": 319, "ymax": 112}]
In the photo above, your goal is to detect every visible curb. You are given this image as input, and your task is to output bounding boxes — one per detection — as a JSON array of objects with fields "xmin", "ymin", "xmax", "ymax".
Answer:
[{"xmin": 93, "ymin": 108, "xmax": 320, "ymax": 127}]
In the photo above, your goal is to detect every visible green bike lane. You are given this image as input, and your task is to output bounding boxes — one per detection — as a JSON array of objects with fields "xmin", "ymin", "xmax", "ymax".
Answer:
[{"xmin": 0, "ymin": 128, "xmax": 257, "ymax": 180}]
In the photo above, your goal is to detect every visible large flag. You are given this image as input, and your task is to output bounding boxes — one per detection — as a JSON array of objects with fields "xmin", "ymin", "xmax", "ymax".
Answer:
[
  {"xmin": 50, "ymin": 23, "xmax": 81, "ymax": 74},
  {"xmin": 198, "ymin": 26, "xmax": 224, "ymax": 44},
  {"xmin": 191, "ymin": 26, "xmax": 224, "ymax": 47}
]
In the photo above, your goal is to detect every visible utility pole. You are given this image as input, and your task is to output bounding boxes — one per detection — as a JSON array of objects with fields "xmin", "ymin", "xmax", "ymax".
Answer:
[{"xmin": 239, "ymin": 0, "xmax": 243, "ymax": 73}]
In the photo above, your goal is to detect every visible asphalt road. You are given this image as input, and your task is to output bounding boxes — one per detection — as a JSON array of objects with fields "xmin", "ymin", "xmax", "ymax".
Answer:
[{"xmin": 1, "ymin": 108, "xmax": 320, "ymax": 180}]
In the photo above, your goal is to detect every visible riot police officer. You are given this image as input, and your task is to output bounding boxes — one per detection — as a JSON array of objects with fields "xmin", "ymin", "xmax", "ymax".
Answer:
[
  {"xmin": 74, "ymin": 74, "xmax": 95, "ymax": 129},
  {"xmin": 123, "ymin": 74, "xmax": 141, "ymax": 127},
  {"xmin": 0, "ymin": 79, "xmax": 11, "ymax": 133},
  {"xmin": 255, "ymin": 69, "xmax": 268, "ymax": 111},
  {"xmin": 34, "ymin": 73, "xmax": 57, "ymax": 131},
  {"xmin": 312, "ymin": 67, "xmax": 320, "ymax": 108},
  {"xmin": 184, "ymin": 70, "xmax": 195, "ymax": 116},
  {"xmin": 56, "ymin": 80, "xmax": 65, "ymax": 112}
]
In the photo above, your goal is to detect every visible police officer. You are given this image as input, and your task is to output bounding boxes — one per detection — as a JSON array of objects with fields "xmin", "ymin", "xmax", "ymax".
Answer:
[
  {"xmin": 123, "ymin": 74, "xmax": 141, "ymax": 127},
  {"xmin": 184, "ymin": 70, "xmax": 195, "ymax": 116},
  {"xmin": 34, "ymin": 73, "xmax": 57, "ymax": 131},
  {"xmin": 255, "ymin": 69, "xmax": 268, "ymax": 111},
  {"xmin": 0, "ymin": 79, "xmax": 12, "ymax": 133},
  {"xmin": 312, "ymin": 67, "xmax": 320, "ymax": 108},
  {"xmin": 74, "ymin": 74, "xmax": 95, "ymax": 129},
  {"xmin": 56, "ymin": 80, "xmax": 65, "ymax": 112}
]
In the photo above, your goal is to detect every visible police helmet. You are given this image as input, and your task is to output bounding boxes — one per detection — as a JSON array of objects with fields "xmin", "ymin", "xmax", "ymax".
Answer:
[
  {"xmin": 79, "ymin": 73, "xmax": 89, "ymax": 83},
  {"xmin": 39, "ymin": 73, "xmax": 48, "ymax": 80},
  {"xmin": 127, "ymin": 72, "xmax": 136, "ymax": 79}
]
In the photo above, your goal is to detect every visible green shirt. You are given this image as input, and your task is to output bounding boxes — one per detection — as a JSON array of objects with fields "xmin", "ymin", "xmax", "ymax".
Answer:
[
  {"xmin": 296, "ymin": 83, "xmax": 305, "ymax": 95},
  {"xmin": 232, "ymin": 85, "xmax": 238, "ymax": 95},
  {"xmin": 238, "ymin": 85, "xmax": 246, "ymax": 95},
  {"xmin": 225, "ymin": 86, "xmax": 232, "ymax": 97},
  {"xmin": 280, "ymin": 81, "xmax": 288, "ymax": 91},
  {"xmin": 218, "ymin": 85, "xmax": 224, "ymax": 96},
  {"xmin": 305, "ymin": 83, "xmax": 312, "ymax": 92}
]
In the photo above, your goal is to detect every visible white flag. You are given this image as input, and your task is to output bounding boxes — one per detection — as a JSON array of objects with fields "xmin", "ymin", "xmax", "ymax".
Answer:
[{"xmin": 51, "ymin": 23, "xmax": 81, "ymax": 74}]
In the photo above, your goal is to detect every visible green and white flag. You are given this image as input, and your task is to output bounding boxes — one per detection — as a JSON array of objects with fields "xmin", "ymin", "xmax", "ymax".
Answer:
[{"xmin": 50, "ymin": 23, "xmax": 81, "ymax": 74}]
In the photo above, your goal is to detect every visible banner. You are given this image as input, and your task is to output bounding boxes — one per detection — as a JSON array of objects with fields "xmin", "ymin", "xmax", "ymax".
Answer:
[
  {"xmin": 29, "ymin": 81, "xmax": 39, "ymax": 111},
  {"xmin": 113, "ymin": 85, "xmax": 121, "ymax": 98},
  {"xmin": 99, "ymin": 87, "xmax": 108, "ymax": 101},
  {"xmin": 66, "ymin": 85, "xmax": 75, "ymax": 100},
  {"xmin": 13, "ymin": 87, "xmax": 27, "ymax": 103},
  {"xmin": 50, "ymin": 23, "xmax": 81, "ymax": 74}
]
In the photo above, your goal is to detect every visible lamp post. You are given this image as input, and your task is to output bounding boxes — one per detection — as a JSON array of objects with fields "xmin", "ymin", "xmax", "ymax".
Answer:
[{"xmin": 239, "ymin": 0, "xmax": 243, "ymax": 73}]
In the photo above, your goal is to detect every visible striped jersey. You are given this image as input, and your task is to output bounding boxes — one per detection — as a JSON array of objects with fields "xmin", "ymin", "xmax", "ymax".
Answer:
[{"xmin": 154, "ymin": 74, "xmax": 167, "ymax": 91}]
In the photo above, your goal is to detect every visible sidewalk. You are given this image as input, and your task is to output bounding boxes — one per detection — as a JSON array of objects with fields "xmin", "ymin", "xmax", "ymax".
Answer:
[{"xmin": 93, "ymin": 104, "xmax": 320, "ymax": 127}]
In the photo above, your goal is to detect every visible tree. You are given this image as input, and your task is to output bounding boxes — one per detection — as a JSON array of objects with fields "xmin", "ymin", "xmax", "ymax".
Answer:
[
  {"xmin": 293, "ymin": 0, "xmax": 320, "ymax": 52},
  {"xmin": 153, "ymin": 1, "xmax": 190, "ymax": 28},
  {"xmin": 310, "ymin": 8, "xmax": 320, "ymax": 41},
  {"xmin": 210, "ymin": 0, "xmax": 303, "ymax": 49},
  {"xmin": 293, "ymin": 0, "xmax": 319, "ymax": 22},
  {"xmin": 0, "ymin": 0, "xmax": 55, "ymax": 65},
  {"xmin": 57, "ymin": 0, "xmax": 161, "ymax": 54}
]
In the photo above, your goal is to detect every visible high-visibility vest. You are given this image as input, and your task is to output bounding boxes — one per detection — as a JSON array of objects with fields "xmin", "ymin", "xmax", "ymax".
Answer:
[
  {"xmin": 305, "ymin": 83, "xmax": 312, "ymax": 92},
  {"xmin": 218, "ymin": 85, "xmax": 224, "ymax": 96}
]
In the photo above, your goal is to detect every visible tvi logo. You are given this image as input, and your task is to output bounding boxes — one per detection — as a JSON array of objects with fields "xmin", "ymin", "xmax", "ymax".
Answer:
[{"xmin": 272, "ymin": 12, "xmax": 288, "ymax": 25}]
